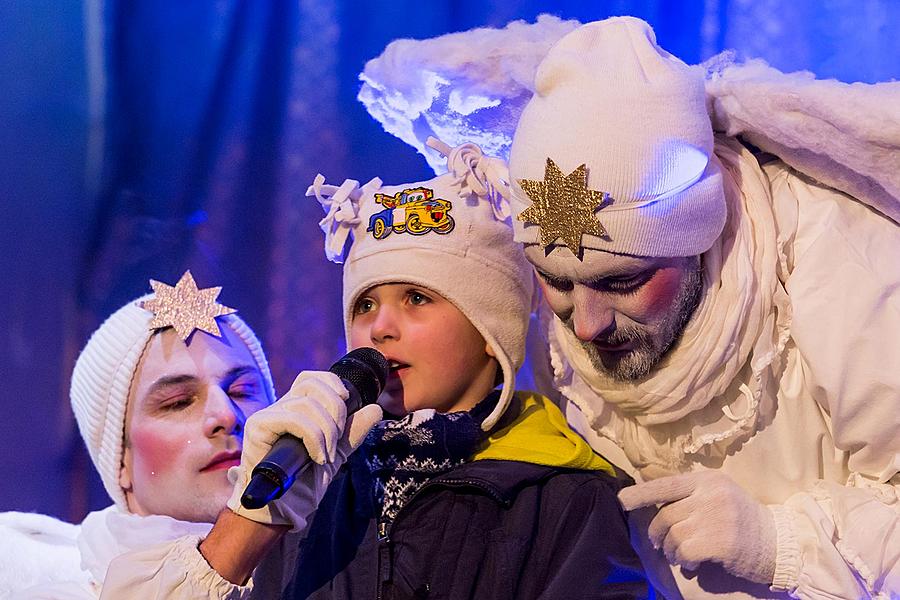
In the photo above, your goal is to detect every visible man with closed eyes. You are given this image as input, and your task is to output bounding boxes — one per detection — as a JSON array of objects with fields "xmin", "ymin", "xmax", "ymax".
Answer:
[{"xmin": 5, "ymin": 271, "xmax": 276, "ymax": 598}]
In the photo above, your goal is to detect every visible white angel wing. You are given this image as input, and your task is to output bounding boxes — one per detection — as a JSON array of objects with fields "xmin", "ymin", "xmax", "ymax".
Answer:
[
  {"xmin": 705, "ymin": 56, "xmax": 900, "ymax": 224},
  {"xmin": 358, "ymin": 14, "xmax": 578, "ymax": 173}
]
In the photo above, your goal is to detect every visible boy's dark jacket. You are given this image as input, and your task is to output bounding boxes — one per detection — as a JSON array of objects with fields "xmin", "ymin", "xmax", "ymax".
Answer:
[{"xmin": 281, "ymin": 393, "xmax": 653, "ymax": 599}]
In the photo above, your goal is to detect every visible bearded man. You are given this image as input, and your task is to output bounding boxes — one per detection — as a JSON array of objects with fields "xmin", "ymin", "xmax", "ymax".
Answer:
[{"xmin": 505, "ymin": 17, "xmax": 900, "ymax": 600}]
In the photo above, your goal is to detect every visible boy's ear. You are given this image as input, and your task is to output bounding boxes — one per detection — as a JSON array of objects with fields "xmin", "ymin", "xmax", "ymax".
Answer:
[{"xmin": 485, "ymin": 342, "xmax": 497, "ymax": 358}]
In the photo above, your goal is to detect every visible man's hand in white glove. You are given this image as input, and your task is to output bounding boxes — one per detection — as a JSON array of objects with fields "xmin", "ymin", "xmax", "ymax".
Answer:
[
  {"xmin": 618, "ymin": 471, "xmax": 777, "ymax": 585},
  {"xmin": 226, "ymin": 370, "xmax": 383, "ymax": 534}
]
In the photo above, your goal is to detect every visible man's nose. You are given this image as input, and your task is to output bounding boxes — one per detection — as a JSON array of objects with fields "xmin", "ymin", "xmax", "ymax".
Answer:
[
  {"xmin": 571, "ymin": 287, "xmax": 616, "ymax": 342},
  {"xmin": 204, "ymin": 387, "xmax": 244, "ymax": 437}
]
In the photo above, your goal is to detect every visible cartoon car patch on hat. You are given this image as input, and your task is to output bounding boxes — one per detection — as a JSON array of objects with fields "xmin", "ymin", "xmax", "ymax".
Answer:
[{"xmin": 367, "ymin": 186, "xmax": 455, "ymax": 239}]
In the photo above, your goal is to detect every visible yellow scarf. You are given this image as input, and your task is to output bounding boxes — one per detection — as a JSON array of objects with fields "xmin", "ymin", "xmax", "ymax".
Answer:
[{"xmin": 473, "ymin": 392, "xmax": 615, "ymax": 475}]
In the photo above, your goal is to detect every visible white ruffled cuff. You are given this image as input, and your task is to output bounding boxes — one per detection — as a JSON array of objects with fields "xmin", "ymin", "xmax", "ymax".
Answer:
[
  {"xmin": 173, "ymin": 535, "xmax": 254, "ymax": 599},
  {"xmin": 102, "ymin": 534, "xmax": 255, "ymax": 600},
  {"xmin": 180, "ymin": 535, "xmax": 254, "ymax": 599},
  {"xmin": 769, "ymin": 504, "xmax": 801, "ymax": 593}
]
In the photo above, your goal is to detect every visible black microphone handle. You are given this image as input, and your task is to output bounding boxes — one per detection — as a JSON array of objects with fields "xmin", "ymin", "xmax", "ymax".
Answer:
[{"xmin": 239, "ymin": 436, "xmax": 311, "ymax": 511}]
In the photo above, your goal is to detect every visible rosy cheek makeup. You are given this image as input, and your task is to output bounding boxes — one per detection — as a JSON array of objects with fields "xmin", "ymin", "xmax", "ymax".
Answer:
[
  {"xmin": 129, "ymin": 424, "xmax": 187, "ymax": 480},
  {"xmin": 639, "ymin": 269, "xmax": 684, "ymax": 315}
]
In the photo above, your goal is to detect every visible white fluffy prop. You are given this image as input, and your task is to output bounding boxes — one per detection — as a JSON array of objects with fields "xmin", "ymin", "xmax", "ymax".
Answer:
[
  {"xmin": 359, "ymin": 16, "xmax": 900, "ymax": 224},
  {"xmin": 358, "ymin": 15, "xmax": 578, "ymax": 173},
  {"xmin": 0, "ymin": 512, "xmax": 89, "ymax": 595}
]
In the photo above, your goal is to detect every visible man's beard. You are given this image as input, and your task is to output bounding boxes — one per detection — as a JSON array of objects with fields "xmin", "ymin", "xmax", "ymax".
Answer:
[{"xmin": 567, "ymin": 262, "xmax": 704, "ymax": 382}]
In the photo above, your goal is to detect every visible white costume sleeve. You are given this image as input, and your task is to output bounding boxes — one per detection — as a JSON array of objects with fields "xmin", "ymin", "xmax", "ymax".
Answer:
[
  {"xmin": 767, "ymin": 164, "xmax": 900, "ymax": 599},
  {"xmin": 99, "ymin": 535, "xmax": 252, "ymax": 600}
]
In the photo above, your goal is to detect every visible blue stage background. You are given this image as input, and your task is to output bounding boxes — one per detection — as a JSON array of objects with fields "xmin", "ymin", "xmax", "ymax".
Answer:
[{"xmin": 1, "ymin": 0, "xmax": 897, "ymax": 521}]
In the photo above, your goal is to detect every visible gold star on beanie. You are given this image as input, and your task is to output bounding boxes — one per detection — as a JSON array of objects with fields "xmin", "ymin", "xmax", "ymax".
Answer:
[
  {"xmin": 141, "ymin": 270, "xmax": 236, "ymax": 340},
  {"xmin": 508, "ymin": 18, "xmax": 727, "ymax": 259},
  {"xmin": 517, "ymin": 158, "xmax": 609, "ymax": 255}
]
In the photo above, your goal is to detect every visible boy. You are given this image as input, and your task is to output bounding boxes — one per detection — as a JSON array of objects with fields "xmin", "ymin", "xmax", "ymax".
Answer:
[{"xmin": 286, "ymin": 139, "xmax": 650, "ymax": 597}]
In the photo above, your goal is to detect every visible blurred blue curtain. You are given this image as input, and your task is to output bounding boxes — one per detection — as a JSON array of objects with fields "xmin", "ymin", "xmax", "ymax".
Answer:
[{"xmin": 1, "ymin": 0, "xmax": 897, "ymax": 520}]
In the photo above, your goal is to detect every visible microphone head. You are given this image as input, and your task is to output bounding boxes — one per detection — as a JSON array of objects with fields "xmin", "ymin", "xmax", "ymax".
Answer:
[{"xmin": 328, "ymin": 347, "xmax": 389, "ymax": 408}]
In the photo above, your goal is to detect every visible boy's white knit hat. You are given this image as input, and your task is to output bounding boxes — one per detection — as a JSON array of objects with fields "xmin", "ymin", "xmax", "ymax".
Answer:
[
  {"xmin": 308, "ymin": 139, "xmax": 534, "ymax": 430},
  {"xmin": 69, "ymin": 280, "xmax": 275, "ymax": 510},
  {"xmin": 509, "ymin": 16, "xmax": 726, "ymax": 258}
]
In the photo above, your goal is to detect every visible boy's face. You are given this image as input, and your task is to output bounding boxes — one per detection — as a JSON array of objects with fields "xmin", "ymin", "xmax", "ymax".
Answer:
[
  {"xmin": 349, "ymin": 283, "xmax": 498, "ymax": 416},
  {"xmin": 119, "ymin": 325, "xmax": 271, "ymax": 523}
]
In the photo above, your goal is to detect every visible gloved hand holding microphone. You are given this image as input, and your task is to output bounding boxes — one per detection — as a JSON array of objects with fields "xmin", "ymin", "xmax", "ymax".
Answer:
[{"xmin": 226, "ymin": 348, "xmax": 387, "ymax": 534}]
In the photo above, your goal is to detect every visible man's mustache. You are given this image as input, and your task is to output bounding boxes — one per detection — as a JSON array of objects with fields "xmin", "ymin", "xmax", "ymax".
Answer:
[{"xmin": 563, "ymin": 316, "xmax": 653, "ymax": 349}]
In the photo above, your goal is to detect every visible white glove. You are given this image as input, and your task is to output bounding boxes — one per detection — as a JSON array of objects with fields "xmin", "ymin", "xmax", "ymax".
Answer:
[
  {"xmin": 227, "ymin": 370, "xmax": 383, "ymax": 533},
  {"xmin": 618, "ymin": 471, "xmax": 777, "ymax": 585}
]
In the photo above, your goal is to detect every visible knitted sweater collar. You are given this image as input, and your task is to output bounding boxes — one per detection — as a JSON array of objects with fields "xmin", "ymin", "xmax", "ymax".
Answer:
[{"xmin": 360, "ymin": 392, "xmax": 498, "ymax": 526}]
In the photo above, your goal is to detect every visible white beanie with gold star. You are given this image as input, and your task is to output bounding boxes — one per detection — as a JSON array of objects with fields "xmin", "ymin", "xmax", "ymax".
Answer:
[
  {"xmin": 69, "ymin": 272, "xmax": 276, "ymax": 510},
  {"xmin": 509, "ymin": 16, "xmax": 726, "ymax": 258},
  {"xmin": 307, "ymin": 139, "xmax": 534, "ymax": 430}
]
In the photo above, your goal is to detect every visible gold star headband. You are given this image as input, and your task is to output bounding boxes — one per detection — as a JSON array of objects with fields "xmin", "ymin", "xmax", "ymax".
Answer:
[
  {"xmin": 140, "ymin": 270, "xmax": 236, "ymax": 340},
  {"xmin": 517, "ymin": 157, "xmax": 611, "ymax": 257}
]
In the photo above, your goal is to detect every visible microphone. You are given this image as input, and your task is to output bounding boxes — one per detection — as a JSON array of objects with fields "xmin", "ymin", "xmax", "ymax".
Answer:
[{"xmin": 240, "ymin": 347, "xmax": 389, "ymax": 510}]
